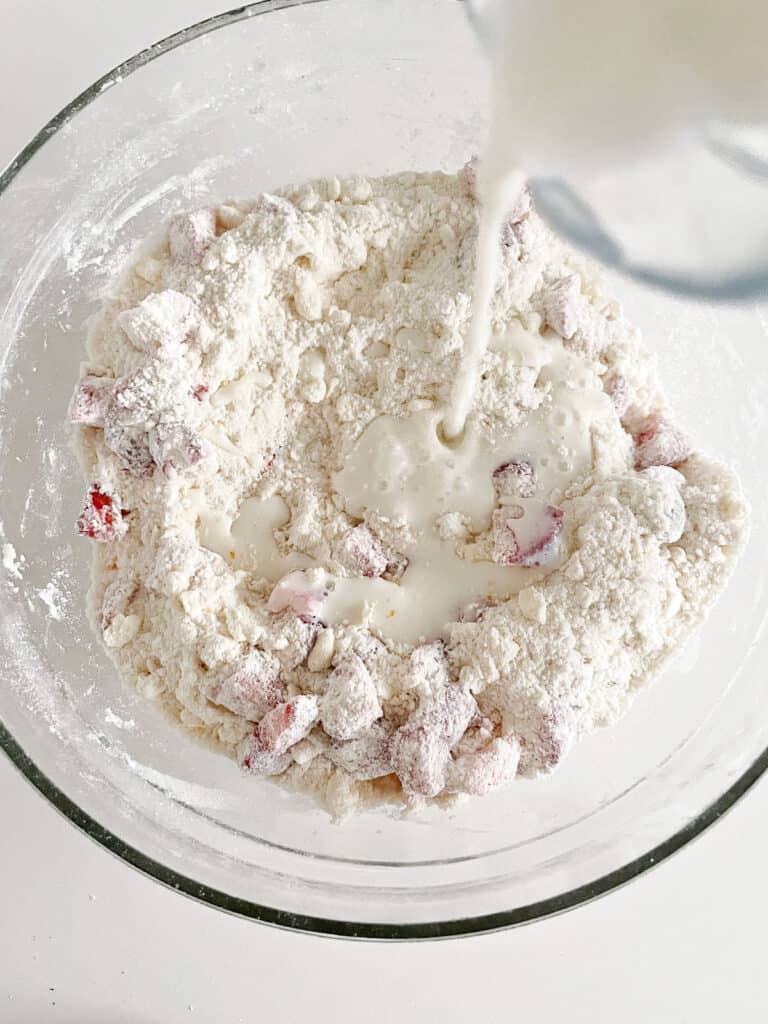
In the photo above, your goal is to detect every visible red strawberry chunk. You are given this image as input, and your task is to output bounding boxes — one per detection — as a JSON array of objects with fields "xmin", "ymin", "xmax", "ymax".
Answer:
[
  {"xmin": 502, "ymin": 189, "xmax": 532, "ymax": 231},
  {"xmin": 77, "ymin": 486, "xmax": 129, "ymax": 542},
  {"xmin": 390, "ymin": 723, "xmax": 451, "ymax": 798},
  {"xmin": 259, "ymin": 694, "xmax": 320, "ymax": 755},
  {"xmin": 543, "ymin": 274, "xmax": 582, "ymax": 340},
  {"xmin": 350, "ymin": 631, "xmax": 386, "ymax": 668},
  {"xmin": 518, "ymin": 704, "xmax": 577, "ymax": 776},
  {"xmin": 269, "ymin": 611, "xmax": 322, "ymax": 670},
  {"xmin": 445, "ymin": 738, "xmax": 520, "ymax": 795},
  {"xmin": 237, "ymin": 728, "xmax": 293, "ymax": 777},
  {"xmin": 604, "ymin": 371, "xmax": 630, "ymax": 417},
  {"xmin": 112, "ymin": 364, "xmax": 165, "ymax": 424},
  {"xmin": 407, "ymin": 647, "xmax": 478, "ymax": 747},
  {"xmin": 326, "ymin": 720, "xmax": 393, "ymax": 780},
  {"xmin": 68, "ymin": 375, "xmax": 116, "ymax": 427},
  {"xmin": 492, "ymin": 457, "xmax": 537, "ymax": 499},
  {"xmin": 101, "ymin": 574, "xmax": 140, "ymax": 628},
  {"xmin": 492, "ymin": 500, "xmax": 564, "ymax": 568},
  {"xmin": 390, "ymin": 683, "xmax": 478, "ymax": 797},
  {"xmin": 320, "ymin": 654, "xmax": 382, "ymax": 741},
  {"xmin": 382, "ymin": 551, "xmax": 409, "ymax": 583},
  {"xmin": 103, "ymin": 418, "xmax": 155, "ymax": 478},
  {"xmin": 148, "ymin": 422, "xmax": 204, "ymax": 473},
  {"xmin": 432, "ymin": 685, "xmax": 478, "ymax": 748},
  {"xmin": 168, "ymin": 208, "xmax": 217, "ymax": 265},
  {"xmin": 633, "ymin": 412, "xmax": 692, "ymax": 471},
  {"xmin": 461, "ymin": 157, "xmax": 479, "ymax": 200},
  {"xmin": 192, "ymin": 384, "xmax": 209, "ymax": 402},
  {"xmin": 118, "ymin": 290, "xmax": 197, "ymax": 352},
  {"xmin": 267, "ymin": 571, "xmax": 328, "ymax": 619},
  {"xmin": 209, "ymin": 650, "xmax": 284, "ymax": 721},
  {"xmin": 334, "ymin": 525, "xmax": 388, "ymax": 579}
]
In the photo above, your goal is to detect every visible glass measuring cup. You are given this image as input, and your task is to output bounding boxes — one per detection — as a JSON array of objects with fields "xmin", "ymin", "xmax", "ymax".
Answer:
[{"xmin": 466, "ymin": 0, "xmax": 768, "ymax": 301}]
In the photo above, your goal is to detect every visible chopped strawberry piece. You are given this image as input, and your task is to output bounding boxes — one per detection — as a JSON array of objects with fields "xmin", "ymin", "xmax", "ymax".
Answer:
[
  {"xmin": 543, "ymin": 274, "xmax": 582, "ymax": 340},
  {"xmin": 326, "ymin": 720, "xmax": 393, "ymax": 780},
  {"xmin": 350, "ymin": 631, "xmax": 386, "ymax": 668},
  {"xmin": 320, "ymin": 654, "xmax": 382, "ymax": 741},
  {"xmin": 492, "ymin": 500, "xmax": 564, "ymax": 568},
  {"xmin": 633, "ymin": 412, "xmax": 692, "ymax": 471},
  {"xmin": 192, "ymin": 384, "xmax": 209, "ymax": 402},
  {"xmin": 103, "ymin": 419, "xmax": 155, "ymax": 478},
  {"xmin": 445, "ymin": 738, "xmax": 520, "ymax": 795},
  {"xmin": 334, "ymin": 525, "xmax": 388, "ymax": 578},
  {"xmin": 460, "ymin": 157, "xmax": 479, "ymax": 200},
  {"xmin": 502, "ymin": 189, "xmax": 532, "ymax": 231},
  {"xmin": 117, "ymin": 290, "xmax": 198, "ymax": 352},
  {"xmin": 237, "ymin": 728, "xmax": 293, "ymax": 777},
  {"xmin": 267, "ymin": 571, "xmax": 328, "ymax": 619},
  {"xmin": 112, "ymin": 364, "xmax": 165, "ymax": 424},
  {"xmin": 209, "ymin": 650, "xmax": 284, "ymax": 721},
  {"xmin": 101, "ymin": 574, "xmax": 140, "ymax": 628},
  {"xmin": 390, "ymin": 666, "xmax": 479, "ymax": 797},
  {"xmin": 390, "ymin": 681, "xmax": 478, "ymax": 796},
  {"xmin": 77, "ymin": 486, "xmax": 129, "ymax": 542},
  {"xmin": 148, "ymin": 422, "xmax": 204, "ymax": 473},
  {"xmin": 509, "ymin": 216, "xmax": 537, "ymax": 250},
  {"xmin": 390, "ymin": 724, "xmax": 451, "ymax": 798},
  {"xmin": 269, "ymin": 611, "xmax": 321, "ymax": 670},
  {"xmin": 259, "ymin": 695, "xmax": 320, "ymax": 755},
  {"xmin": 604, "ymin": 371, "xmax": 630, "ymax": 417},
  {"xmin": 168, "ymin": 208, "xmax": 217, "ymax": 265},
  {"xmin": 68, "ymin": 375, "xmax": 116, "ymax": 427},
  {"xmin": 433, "ymin": 685, "xmax": 478, "ymax": 748},
  {"xmin": 500, "ymin": 220, "xmax": 519, "ymax": 250},
  {"xmin": 382, "ymin": 552, "xmax": 409, "ymax": 583},
  {"xmin": 492, "ymin": 458, "xmax": 537, "ymax": 499},
  {"xmin": 518, "ymin": 704, "xmax": 577, "ymax": 776}
]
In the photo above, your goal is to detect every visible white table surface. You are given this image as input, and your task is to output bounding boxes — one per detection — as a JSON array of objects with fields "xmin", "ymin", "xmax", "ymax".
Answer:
[{"xmin": 1, "ymin": 3, "xmax": 766, "ymax": 1021}]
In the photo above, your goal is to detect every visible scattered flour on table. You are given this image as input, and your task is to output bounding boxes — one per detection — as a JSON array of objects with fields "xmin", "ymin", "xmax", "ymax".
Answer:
[
  {"xmin": 2, "ymin": 541, "xmax": 24, "ymax": 581},
  {"xmin": 70, "ymin": 168, "xmax": 748, "ymax": 817}
]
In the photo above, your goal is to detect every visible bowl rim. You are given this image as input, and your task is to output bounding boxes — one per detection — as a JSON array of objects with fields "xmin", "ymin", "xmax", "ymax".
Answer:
[{"xmin": 2, "ymin": 0, "xmax": 767, "ymax": 940}]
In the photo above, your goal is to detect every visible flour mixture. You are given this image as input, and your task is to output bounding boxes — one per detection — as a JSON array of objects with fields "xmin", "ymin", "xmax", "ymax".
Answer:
[{"xmin": 70, "ymin": 169, "xmax": 747, "ymax": 815}]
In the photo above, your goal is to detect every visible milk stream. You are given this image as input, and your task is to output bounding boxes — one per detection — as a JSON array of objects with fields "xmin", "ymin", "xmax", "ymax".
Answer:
[{"xmin": 441, "ymin": 166, "xmax": 525, "ymax": 441}]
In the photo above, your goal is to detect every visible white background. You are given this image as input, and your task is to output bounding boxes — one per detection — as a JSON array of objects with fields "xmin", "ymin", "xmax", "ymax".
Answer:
[{"xmin": 1, "ymin": 2, "xmax": 767, "ymax": 1020}]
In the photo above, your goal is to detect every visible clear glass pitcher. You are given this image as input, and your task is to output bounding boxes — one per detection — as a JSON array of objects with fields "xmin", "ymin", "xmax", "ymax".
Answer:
[{"xmin": 466, "ymin": 0, "xmax": 768, "ymax": 302}]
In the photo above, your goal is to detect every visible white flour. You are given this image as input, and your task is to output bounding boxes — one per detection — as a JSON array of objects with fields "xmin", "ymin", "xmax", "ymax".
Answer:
[{"xmin": 71, "ymin": 169, "xmax": 747, "ymax": 816}]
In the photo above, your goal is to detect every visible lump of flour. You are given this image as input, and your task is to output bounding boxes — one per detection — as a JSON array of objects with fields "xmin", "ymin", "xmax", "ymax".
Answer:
[{"xmin": 70, "ymin": 168, "xmax": 748, "ymax": 817}]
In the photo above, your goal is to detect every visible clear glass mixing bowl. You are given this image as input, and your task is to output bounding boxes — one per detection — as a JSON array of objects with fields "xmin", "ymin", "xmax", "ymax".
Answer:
[{"xmin": 1, "ymin": 0, "xmax": 767, "ymax": 939}]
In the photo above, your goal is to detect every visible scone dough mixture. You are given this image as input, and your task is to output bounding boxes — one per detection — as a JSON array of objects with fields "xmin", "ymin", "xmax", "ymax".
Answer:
[{"xmin": 71, "ymin": 169, "xmax": 747, "ymax": 815}]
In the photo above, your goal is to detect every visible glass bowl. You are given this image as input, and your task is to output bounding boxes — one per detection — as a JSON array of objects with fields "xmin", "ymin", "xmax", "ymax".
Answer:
[{"xmin": 1, "ymin": 0, "xmax": 767, "ymax": 940}]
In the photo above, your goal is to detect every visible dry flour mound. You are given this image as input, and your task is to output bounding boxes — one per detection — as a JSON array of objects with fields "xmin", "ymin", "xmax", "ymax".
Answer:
[{"xmin": 70, "ymin": 168, "xmax": 748, "ymax": 817}]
